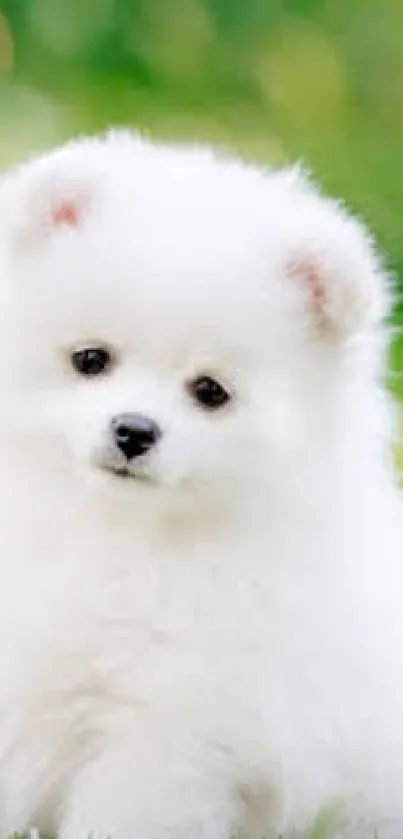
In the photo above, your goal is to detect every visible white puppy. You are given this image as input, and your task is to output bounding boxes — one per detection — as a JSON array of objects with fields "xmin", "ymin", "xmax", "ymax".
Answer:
[{"xmin": 0, "ymin": 131, "xmax": 402, "ymax": 839}]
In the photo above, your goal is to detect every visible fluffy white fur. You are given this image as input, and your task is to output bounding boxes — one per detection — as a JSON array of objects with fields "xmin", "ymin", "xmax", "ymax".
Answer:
[{"xmin": 0, "ymin": 131, "xmax": 402, "ymax": 839}]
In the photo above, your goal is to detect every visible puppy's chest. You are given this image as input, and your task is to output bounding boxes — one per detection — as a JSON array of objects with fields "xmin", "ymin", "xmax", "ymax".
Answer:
[
  {"xmin": 11, "ymin": 540, "xmax": 287, "ymax": 715},
  {"xmin": 0, "ymin": 541, "xmax": 391, "ymax": 805},
  {"xmin": 71, "ymin": 551, "xmax": 277, "ymax": 698},
  {"xmin": 22, "ymin": 548, "xmax": 343, "ymax": 720}
]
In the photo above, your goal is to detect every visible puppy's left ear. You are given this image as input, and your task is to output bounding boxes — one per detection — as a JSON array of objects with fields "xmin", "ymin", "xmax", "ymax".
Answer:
[{"xmin": 282, "ymin": 186, "xmax": 389, "ymax": 341}]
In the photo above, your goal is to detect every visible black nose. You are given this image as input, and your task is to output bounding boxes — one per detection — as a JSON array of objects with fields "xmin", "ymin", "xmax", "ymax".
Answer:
[{"xmin": 112, "ymin": 413, "xmax": 161, "ymax": 461}]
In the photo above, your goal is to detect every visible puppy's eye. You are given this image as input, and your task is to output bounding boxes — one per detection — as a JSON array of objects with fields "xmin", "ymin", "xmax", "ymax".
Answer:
[
  {"xmin": 71, "ymin": 347, "xmax": 112, "ymax": 377},
  {"xmin": 187, "ymin": 375, "xmax": 230, "ymax": 410}
]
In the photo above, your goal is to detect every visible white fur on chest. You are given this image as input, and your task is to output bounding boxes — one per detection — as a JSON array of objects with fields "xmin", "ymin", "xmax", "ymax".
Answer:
[{"xmin": 0, "ymin": 488, "xmax": 402, "ymax": 837}]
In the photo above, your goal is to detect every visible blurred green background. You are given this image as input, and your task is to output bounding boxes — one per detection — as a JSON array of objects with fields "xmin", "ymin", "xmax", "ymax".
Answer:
[{"xmin": 0, "ymin": 0, "xmax": 403, "ymax": 389}]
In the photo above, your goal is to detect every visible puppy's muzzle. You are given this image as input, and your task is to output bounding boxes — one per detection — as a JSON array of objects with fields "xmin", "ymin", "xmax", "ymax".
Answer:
[{"xmin": 111, "ymin": 413, "xmax": 161, "ymax": 461}]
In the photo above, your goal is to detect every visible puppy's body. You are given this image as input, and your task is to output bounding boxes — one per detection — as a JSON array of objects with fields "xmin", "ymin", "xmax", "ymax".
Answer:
[{"xmin": 0, "ymin": 134, "xmax": 402, "ymax": 837}]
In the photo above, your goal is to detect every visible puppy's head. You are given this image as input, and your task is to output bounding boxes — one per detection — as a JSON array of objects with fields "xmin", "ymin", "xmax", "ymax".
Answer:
[{"xmin": 0, "ymin": 133, "xmax": 388, "ymax": 516}]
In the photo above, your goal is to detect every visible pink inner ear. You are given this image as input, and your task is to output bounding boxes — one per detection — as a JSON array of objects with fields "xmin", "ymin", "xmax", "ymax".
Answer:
[
  {"xmin": 50, "ymin": 200, "xmax": 81, "ymax": 229},
  {"xmin": 287, "ymin": 258, "xmax": 326, "ymax": 312}
]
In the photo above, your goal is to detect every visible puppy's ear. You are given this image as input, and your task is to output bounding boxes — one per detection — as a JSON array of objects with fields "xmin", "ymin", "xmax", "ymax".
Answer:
[
  {"xmin": 0, "ymin": 142, "xmax": 100, "ymax": 249},
  {"xmin": 280, "ymin": 182, "xmax": 388, "ymax": 341}
]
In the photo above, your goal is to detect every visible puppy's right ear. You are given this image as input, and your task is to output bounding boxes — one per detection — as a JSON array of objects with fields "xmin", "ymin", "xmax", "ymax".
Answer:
[{"xmin": 0, "ymin": 142, "xmax": 101, "ymax": 250}]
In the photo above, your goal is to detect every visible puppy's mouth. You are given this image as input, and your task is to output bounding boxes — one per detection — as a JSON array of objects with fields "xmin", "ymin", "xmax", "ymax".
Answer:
[
  {"xmin": 94, "ymin": 445, "xmax": 157, "ymax": 485},
  {"xmin": 116, "ymin": 468, "xmax": 151, "ymax": 483},
  {"xmin": 100, "ymin": 461, "xmax": 154, "ymax": 484}
]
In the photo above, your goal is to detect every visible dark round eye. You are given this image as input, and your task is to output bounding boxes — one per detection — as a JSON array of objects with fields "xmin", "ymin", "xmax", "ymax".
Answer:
[
  {"xmin": 71, "ymin": 347, "xmax": 112, "ymax": 377},
  {"xmin": 187, "ymin": 375, "xmax": 230, "ymax": 410}
]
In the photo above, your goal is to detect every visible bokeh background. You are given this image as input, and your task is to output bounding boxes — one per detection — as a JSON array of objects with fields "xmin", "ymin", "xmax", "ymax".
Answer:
[{"xmin": 0, "ymin": 0, "xmax": 403, "ymax": 392}]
